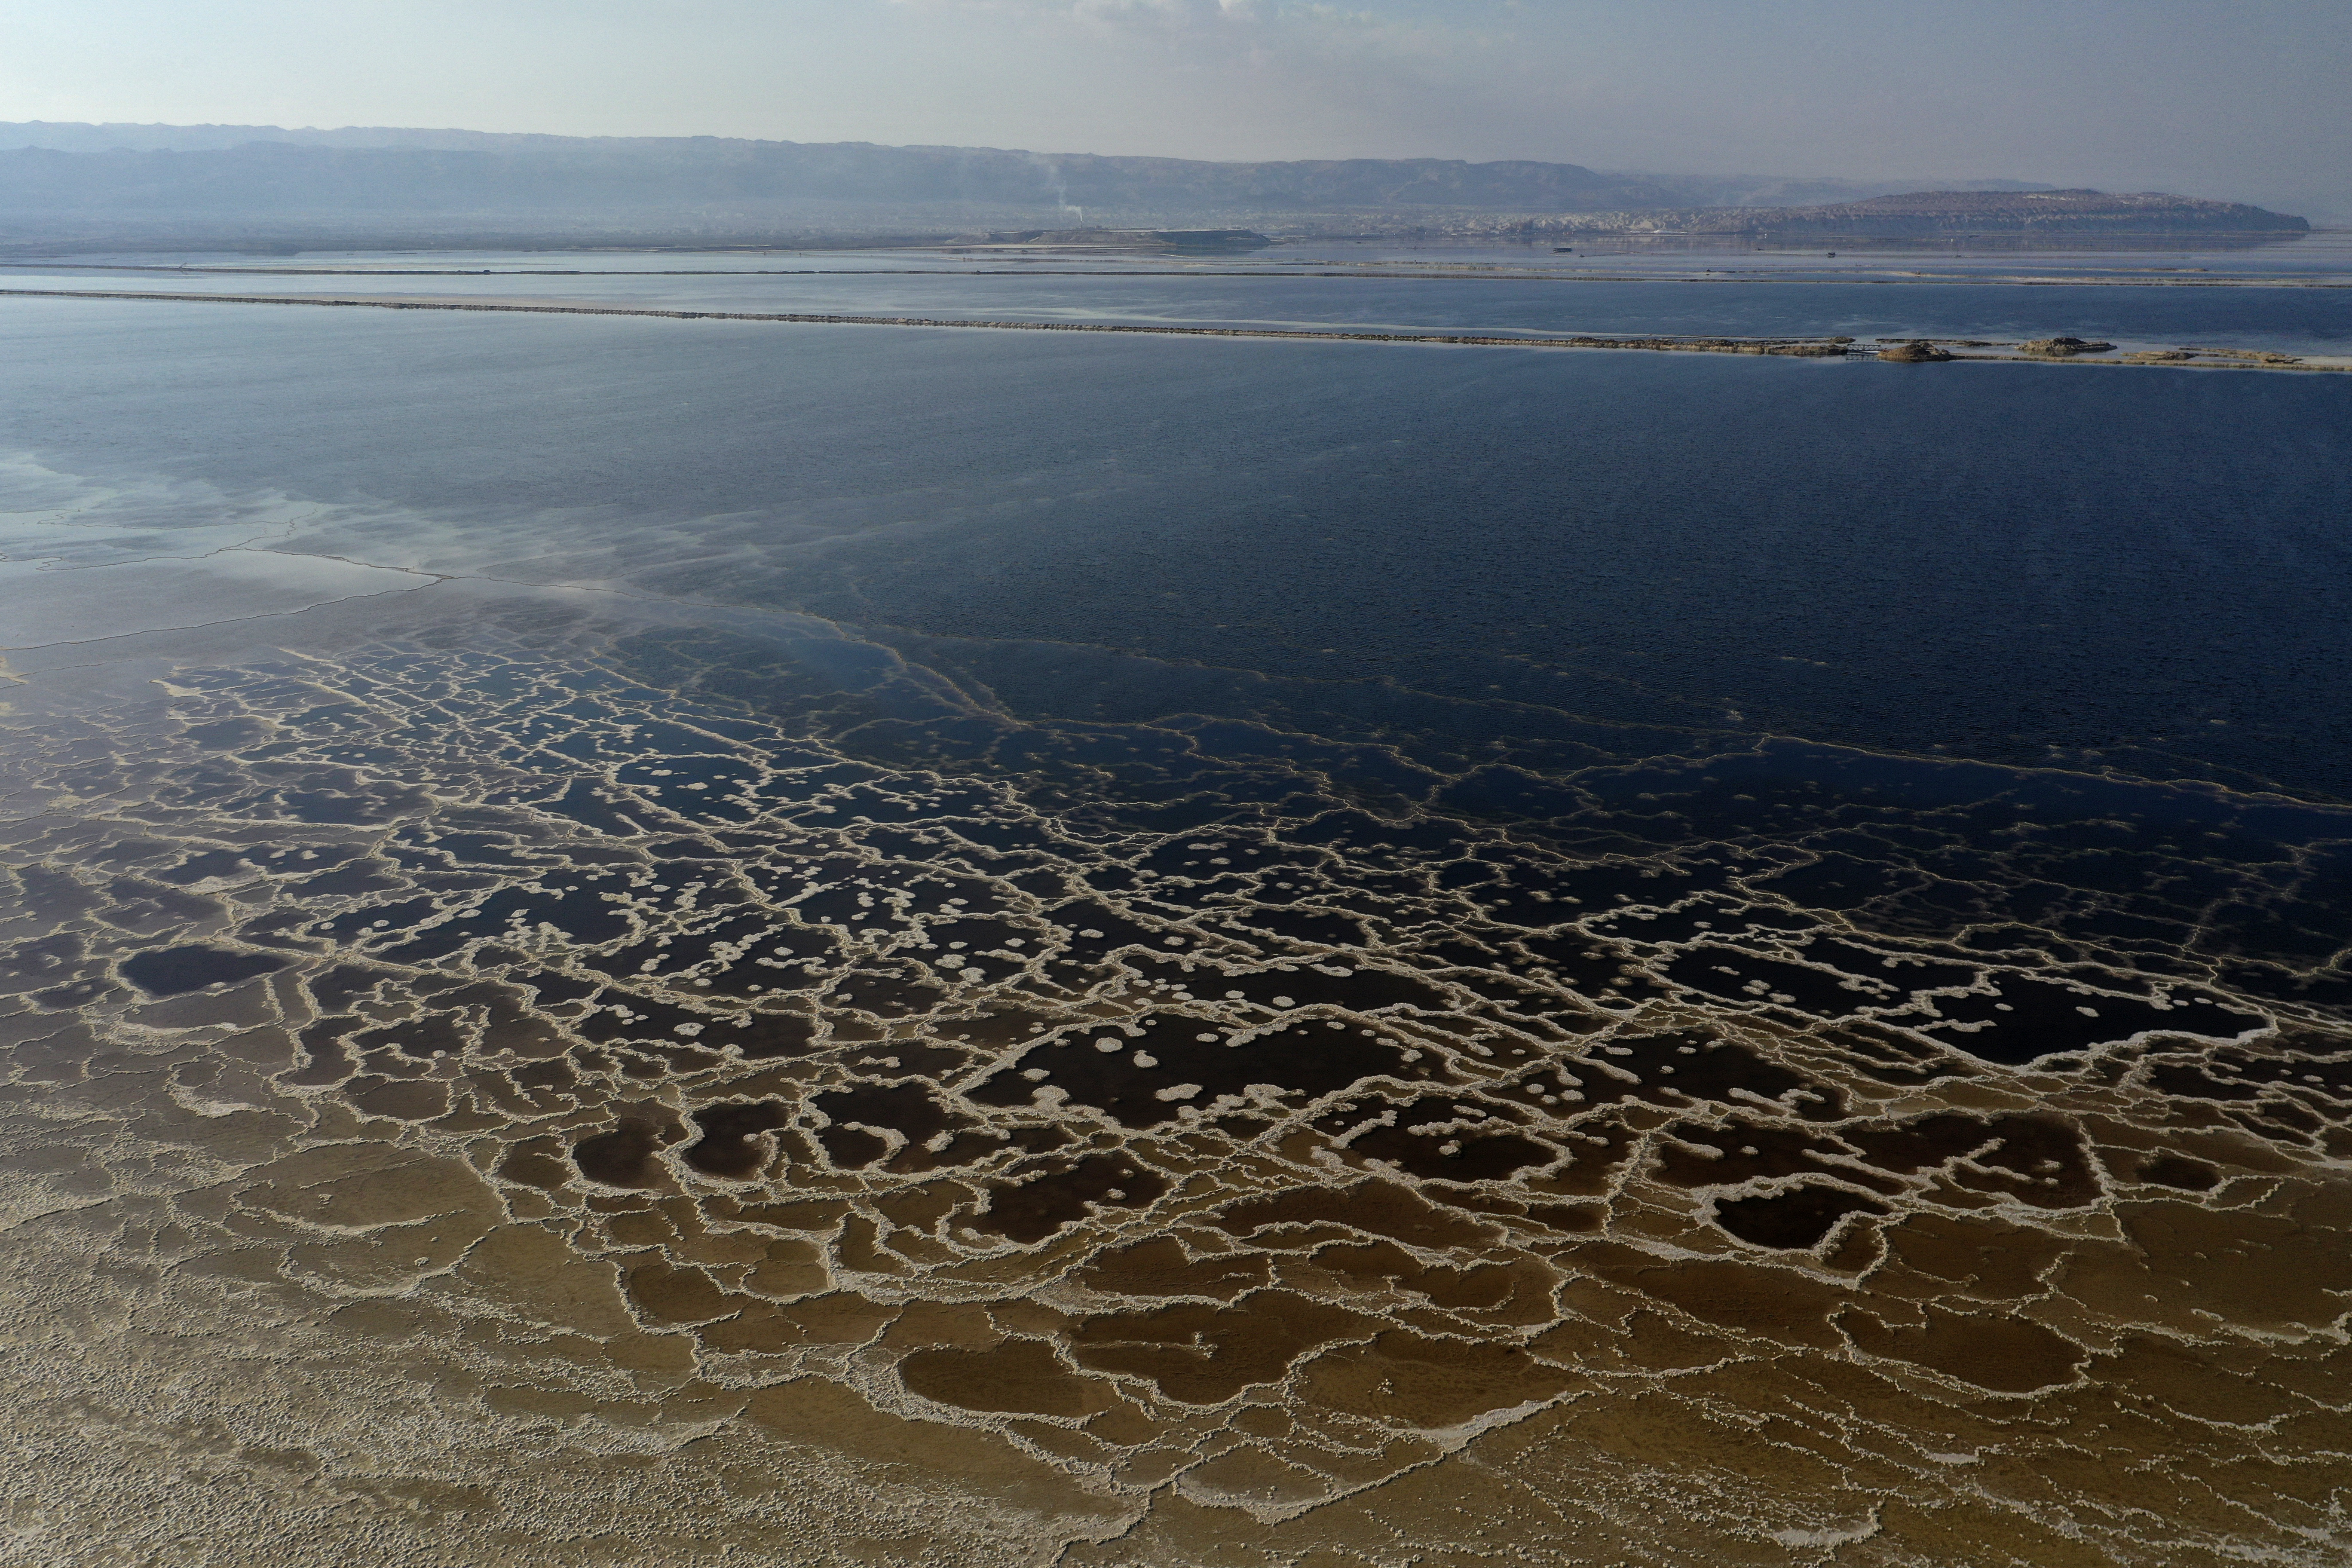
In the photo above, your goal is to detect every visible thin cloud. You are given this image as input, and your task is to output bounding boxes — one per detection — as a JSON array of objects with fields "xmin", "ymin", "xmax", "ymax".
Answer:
[
  {"xmin": 891, "ymin": 0, "xmax": 1505, "ymax": 119},
  {"xmin": 892, "ymin": 0, "xmax": 1465, "ymax": 58}
]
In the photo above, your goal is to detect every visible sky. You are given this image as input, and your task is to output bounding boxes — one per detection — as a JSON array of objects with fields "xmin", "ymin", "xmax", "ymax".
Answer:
[{"xmin": 3, "ymin": 0, "xmax": 2346, "ymax": 216}]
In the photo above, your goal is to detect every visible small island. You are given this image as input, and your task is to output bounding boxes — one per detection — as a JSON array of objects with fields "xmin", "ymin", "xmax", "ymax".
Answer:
[
  {"xmin": 951, "ymin": 229, "xmax": 1272, "ymax": 255},
  {"xmin": 2019, "ymin": 336, "xmax": 2119, "ymax": 356}
]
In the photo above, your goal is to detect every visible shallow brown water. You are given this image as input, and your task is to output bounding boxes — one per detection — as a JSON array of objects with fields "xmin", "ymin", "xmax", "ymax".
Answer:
[{"xmin": 3, "ymin": 605, "xmax": 2346, "ymax": 1566}]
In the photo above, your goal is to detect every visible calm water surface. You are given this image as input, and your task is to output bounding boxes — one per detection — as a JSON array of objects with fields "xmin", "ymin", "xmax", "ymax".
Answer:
[{"xmin": 0, "ymin": 257, "xmax": 2346, "ymax": 1566}]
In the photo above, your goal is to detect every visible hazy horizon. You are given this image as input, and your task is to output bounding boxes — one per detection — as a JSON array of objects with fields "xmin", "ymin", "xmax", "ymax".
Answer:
[{"xmin": 4, "ymin": 1, "xmax": 2346, "ymax": 219}]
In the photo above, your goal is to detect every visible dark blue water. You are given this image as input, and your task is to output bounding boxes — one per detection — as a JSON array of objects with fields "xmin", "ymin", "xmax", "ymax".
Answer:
[{"xmin": 5, "ymin": 297, "xmax": 2347, "ymax": 799}]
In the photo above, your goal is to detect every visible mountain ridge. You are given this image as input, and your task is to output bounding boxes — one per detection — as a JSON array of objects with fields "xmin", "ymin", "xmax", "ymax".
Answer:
[
  {"xmin": 0, "ymin": 123, "xmax": 2306, "ymax": 249},
  {"xmin": 0, "ymin": 121, "xmax": 2053, "ymax": 217}
]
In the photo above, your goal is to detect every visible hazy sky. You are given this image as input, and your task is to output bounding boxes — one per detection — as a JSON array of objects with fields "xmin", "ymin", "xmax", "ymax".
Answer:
[{"xmin": 5, "ymin": 1, "xmax": 2346, "ymax": 214}]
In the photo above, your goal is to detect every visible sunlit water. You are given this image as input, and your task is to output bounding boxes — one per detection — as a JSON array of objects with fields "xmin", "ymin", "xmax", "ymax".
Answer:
[{"xmin": 0, "ymin": 252, "xmax": 2347, "ymax": 1565}]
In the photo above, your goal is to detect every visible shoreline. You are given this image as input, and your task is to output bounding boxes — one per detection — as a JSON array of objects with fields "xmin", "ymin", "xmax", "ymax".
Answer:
[
  {"xmin": 6, "ymin": 259, "xmax": 2352, "ymax": 290},
  {"xmin": 3, "ymin": 286, "xmax": 2346, "ymax": 371}
]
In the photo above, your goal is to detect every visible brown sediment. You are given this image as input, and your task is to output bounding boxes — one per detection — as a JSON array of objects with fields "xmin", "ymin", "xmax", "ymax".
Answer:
[
  {"xmin": 573, "ymin": 1115, "xmax": 675, "ymax": 1187},
  {"xmin": 0, "ymin": 629, "xmax": 2348, "ymax": 1564}
]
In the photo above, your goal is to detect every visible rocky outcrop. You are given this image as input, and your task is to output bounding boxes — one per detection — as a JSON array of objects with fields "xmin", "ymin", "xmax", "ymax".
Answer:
[
  {"xmin": 2018, "ymin": 337, "xmax": 2118, "ymax": 356},
  {"xmin": 1877, "ymin": 342, "xmax": 1956, "ymax": 363}
]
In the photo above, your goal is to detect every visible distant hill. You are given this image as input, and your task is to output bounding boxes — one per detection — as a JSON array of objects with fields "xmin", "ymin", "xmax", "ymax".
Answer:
[
  {"xmin": 0, "ymin": 132, "xmax": 1678, "ymax": 228},
  {"xmin": 0, "ymin": 122, "xmax": 2065, "ymax": 243},
  {"xmin": 0, "ymin": 123, "xmax": 2298, "ymax": 251},
  {"xmin": 1474, "ymin": 189, "xmax": 2310, "ymax": 241},
  {"xmin": 1687, "ymin": 189, "xmax": 2310, "ymax": 236}
]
